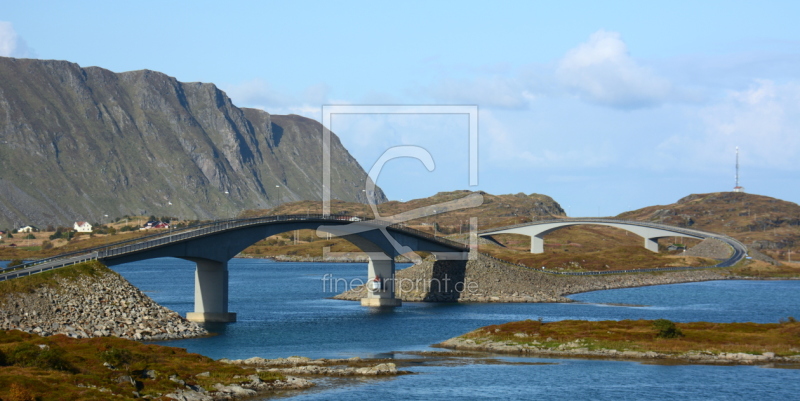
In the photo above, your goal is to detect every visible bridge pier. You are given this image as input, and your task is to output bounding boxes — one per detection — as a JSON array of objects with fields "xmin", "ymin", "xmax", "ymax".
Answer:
[
  {"xmin": 644, "ymin": 237, "xmax": 660, "ymax": 253},
  {"xmin": 361, "ymin": 254, "xmax": 401, "ymax": 307},
  {"xmin": 531, "ymin": 236, "xmax": 545, "ymax": 254},
  {"xmin": 186, "ymin": 259, "xmax": 237, "ymax": 323}
]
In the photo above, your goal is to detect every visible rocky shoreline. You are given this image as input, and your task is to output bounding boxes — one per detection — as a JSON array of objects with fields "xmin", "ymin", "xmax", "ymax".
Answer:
[
  {"xmin": 222, "ymin": 355, "xmax": 401, "ymax": 376},
  {"xmin": 437, "ymin": 335, "xmax": 800, "ymax": 366},
  {"xmin": 160, "ymin": 374, "xmax": 314, "ymax": 401},
  {"xmin": 0, "ymin": 261, "xmax": 207, "ymax": 340}
]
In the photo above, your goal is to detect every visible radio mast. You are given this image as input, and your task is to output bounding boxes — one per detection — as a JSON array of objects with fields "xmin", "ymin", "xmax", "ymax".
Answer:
[{"xmin": 733, "ymin": 146, "xmax": 744, "ymax": 193}]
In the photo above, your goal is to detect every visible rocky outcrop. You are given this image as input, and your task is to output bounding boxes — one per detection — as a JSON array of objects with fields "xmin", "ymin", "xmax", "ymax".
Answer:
[
  {"xmin": 334, "ymin": 253, "xmax": 731, "ymax": 303},
  {"xmin": 162, "ymin": 375, "xmax": 313, "ymax": 401},
  {"xmin": 222, "ymin": 356, "xmax": 400, "ymax": 376},
  {"xmin": 0, "ymin": 261, "xmax": 207, "ymax": 340},
  {"xmin": 437, "ymin": 335, "xmax": 800, "ymax": 366},
  {"xmin": 0, "ymin": 56, "xmax": 385, "ymax": 228}
]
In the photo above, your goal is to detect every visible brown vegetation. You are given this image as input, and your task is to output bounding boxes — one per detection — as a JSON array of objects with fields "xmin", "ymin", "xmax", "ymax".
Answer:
[
  {"xmin": 469, "ymin": 319, "xmax": 800, "ymax": 356},
  {"xmin": 0, "ymin": 330, "xmax": 284, "ymax": 400},
  {"xmin": 619, "ymin": 192, "xmax": 800, "ymax": 262}
]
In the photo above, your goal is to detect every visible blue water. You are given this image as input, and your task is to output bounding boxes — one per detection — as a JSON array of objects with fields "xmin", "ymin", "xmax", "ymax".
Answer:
[{"xmin": 109, "ymin": 258, "xmax": 800, "ymax": 400}]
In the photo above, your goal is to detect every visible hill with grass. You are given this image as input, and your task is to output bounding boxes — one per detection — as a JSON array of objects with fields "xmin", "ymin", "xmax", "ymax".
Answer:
[
  {"xmin": 237, "ymin": 190, "xmax": 566, "ymax": 259},
  {"xmin": 0, "ymin": 56, "xmax": 385, "ymax": 229},
  {"xmin": 618, "ymin": 192, "xmax": 800, "ymax": 262}
]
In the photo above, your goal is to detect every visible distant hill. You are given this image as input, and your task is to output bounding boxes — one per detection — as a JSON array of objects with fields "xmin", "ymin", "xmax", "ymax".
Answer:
[
  {"xmin": 241, "ymin": 190, "xmax": 566, "ymax": 232},
  {"xmin": 0, "ymin": 57, "xmax": 385, "ymax": 228},
  {"xmin": 618, "ymin": 192, "xmax": 800, "ymax": 258}
]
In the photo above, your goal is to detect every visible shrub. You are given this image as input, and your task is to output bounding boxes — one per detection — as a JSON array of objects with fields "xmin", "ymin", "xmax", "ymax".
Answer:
[
  {"xmin": 0, "ymin": 347, "xmax": 6, "ymax": 366},
  {"xmin": 40, "ymin": 240, "xmax": 53, "ymax": 250},
  {"xmin": 653, "ymin": 319, "xmax": 684, "ymax": 339},
  {"xmin": 98, "ymin": 347, "xmax": 133, "ymax": 369},
  {"xmin": 23, "ymin": 233, "xmax": 36, "ymax": 240},
  {"xmin": 8, "ymin": 343, "xmax": 74, "ymax": 371},
  {"xmin": 8, "ymin": 259, "xmax": 24, "ymax": 268}
]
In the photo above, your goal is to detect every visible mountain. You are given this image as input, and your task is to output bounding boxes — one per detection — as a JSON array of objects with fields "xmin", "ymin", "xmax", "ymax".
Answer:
[
  {"xmin": 0, "ymin": 57, "xmax": 385, "ymax": 228},
  {"xmin": 618, "ymin": 192, "xmax": 800, "ymax": 258}
]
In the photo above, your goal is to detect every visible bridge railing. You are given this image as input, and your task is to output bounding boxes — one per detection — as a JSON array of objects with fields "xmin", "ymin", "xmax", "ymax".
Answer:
[
  {"xmin": 2, "ymin": 215, "xmax": 744, "ymax": 281},
  {"xmin": 1, "ymin": 214, "xmax": 468, "ymax": 280},
  {"xmin": 479, "ymin": 217, "xmax": 714, "ymax": 237}
]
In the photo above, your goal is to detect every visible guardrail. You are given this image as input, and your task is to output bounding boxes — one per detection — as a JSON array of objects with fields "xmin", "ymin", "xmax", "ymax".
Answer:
[
  {"xmin": 1, "ymin": 215, "xmax": 746, "ymax": 281},
  {"xmin": 479, "ymin": 217, "xmax": 720, "ymax": 238},
  {"xmin": 0, "ymin": 214, "xmax": 468, "ymax": 281}
]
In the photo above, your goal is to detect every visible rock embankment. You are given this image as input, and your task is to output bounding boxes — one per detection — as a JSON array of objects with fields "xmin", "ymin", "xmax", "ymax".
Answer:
[
  {"xmin": 747, "ymin": 248, "xmax": 781, "ymax": 265},
  {"xmin": 334, "ymin": 253, "xmax": 730, "ymax": 303},
  {"xmin": 0, "ymin": 261, "xmax": 207, "ymax": 340},
  {"xmin": 437, "ymin": 335, "xmax": 800, "ymax": 366},
  {"xmin": 682, "ymin": 238, "xmax": 732, "ymax": 259},
  {"xmin": 222, "ymin": 356, "xmax": 400, "ymax": 377}
]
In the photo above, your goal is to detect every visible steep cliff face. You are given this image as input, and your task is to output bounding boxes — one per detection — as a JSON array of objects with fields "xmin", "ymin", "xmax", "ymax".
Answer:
[{"xmin": 0, "ymin": 57, "xmax": 385, "ymax": 227}]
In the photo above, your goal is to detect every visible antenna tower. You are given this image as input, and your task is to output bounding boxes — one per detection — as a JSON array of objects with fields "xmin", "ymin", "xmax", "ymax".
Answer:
[{"xmin": 733, "ymin": 146, "xmax": 744, "ymax": 193}]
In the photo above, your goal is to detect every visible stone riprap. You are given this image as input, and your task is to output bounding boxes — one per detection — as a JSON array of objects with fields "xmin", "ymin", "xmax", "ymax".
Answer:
[
  {"xmin": 334, "ymin": 253, "xmax": 731, "ymax": 303},
  {"xmin": 681, "ymin": 238, "xmax": 733, "ymax": 259},
  {"xmin": 0, "ymin": 262, "xmax": 207, "ymax": 340}
]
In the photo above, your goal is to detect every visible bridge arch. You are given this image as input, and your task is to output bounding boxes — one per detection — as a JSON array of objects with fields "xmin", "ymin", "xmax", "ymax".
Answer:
[
  {"xmin": 479, "ymin": 219, "xmax": 706, "ymax": 254},
  {"xmin": 90, "ymin": 217, "xmax": 468, "ymax": 322}
]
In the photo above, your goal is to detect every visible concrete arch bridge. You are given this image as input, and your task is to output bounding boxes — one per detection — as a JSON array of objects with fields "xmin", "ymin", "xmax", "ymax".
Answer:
[
  {"xmin": 479, "ymin": 218, "xmax": 746, "ymax": 261},
  {"xmin": 0, "ymin": 215, "xmax": 469, "ymax": 322}
]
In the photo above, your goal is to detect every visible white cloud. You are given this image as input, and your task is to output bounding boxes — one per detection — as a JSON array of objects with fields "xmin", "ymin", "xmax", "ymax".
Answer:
[
  {"xmin": 222, "ymin": 78, "xmax": 298, "ymax": 109},
  {"xmin": 556, "ymin": 30, "xmax": 671, "ymax": 109},
  {"xmin": 653, "ymin": 79, "xmax": 800, "ymax": 171},
  {"xmin": 221, "ymin": 79, "xmax": 332, "ymax": 120},
  {"xmin": 422, "ymin": 30, "xmax": 680, "ymax": 110},
  {"xmin": 696, "ymin": 80, "xmax": 800, "ymax": 169},
  {"xmin": 0, "ymin": 22, "xmax": 35, "ymax": 58}
]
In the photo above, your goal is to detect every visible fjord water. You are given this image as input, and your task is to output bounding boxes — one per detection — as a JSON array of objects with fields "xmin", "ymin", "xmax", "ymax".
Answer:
[{"xmin": 112, "ymin": 258, "xmax": 800, "ymax": 400}]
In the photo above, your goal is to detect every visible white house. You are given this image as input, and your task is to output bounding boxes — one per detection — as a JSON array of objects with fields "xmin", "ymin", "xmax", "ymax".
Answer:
[
  {"xmin": 19, "ymin": 225, "xmax": 37, "ymax": 233},
  {"xmin": 74, "ymin": 221, "xmax": 93, "ymax": 233}
]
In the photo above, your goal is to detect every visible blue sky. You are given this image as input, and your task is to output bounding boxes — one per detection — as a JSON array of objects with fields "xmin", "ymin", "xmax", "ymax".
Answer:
[{"xmin": 3, "ymin": 1, "xmax": 800, "ymax": 216}]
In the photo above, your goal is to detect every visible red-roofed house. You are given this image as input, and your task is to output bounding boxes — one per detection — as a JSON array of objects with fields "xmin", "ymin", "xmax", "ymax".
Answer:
[{"xmin": 74, "ymin": 221, "xmax": 93, "ymax": 233}]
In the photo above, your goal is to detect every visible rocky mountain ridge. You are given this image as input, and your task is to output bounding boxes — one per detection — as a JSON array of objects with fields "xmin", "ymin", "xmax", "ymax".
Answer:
[{"xmin": 0, "ymin": 56, "xmax": 385, "ymax": 228}]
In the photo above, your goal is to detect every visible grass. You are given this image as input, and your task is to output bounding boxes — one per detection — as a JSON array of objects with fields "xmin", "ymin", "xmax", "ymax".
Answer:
[
  {"xmin": 479, "ymin": 243, "xmax": 717, "ymax": 272},
  {"xmin": 618, "ymin": 191, "xmax": 800, "ymax": 262},
  {"xmin": 465, "ymin": 319, "xmax": 800, "ymax": 356},
  {"xmin": 0, "ymin": 330, "xmax": 286, "ymax": 400},
  {"xmin": 0, "ymin": 261, "xmax": 109, "ymax": 300},
  {"xmin": 0, "ymin": 230, "xmax": 152, "ymax": 260},
  {"xmin": 727, "ymin": 259, "xmax": 800, "ymax": 278}
]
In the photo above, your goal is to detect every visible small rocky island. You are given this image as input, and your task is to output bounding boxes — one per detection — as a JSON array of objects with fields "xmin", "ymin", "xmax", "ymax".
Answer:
[{"xmin": 436, "ymin": 318, "xmax": 800, "ymax": 366}]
